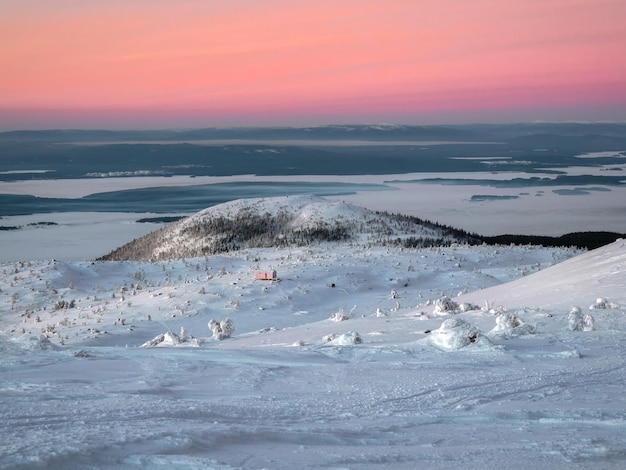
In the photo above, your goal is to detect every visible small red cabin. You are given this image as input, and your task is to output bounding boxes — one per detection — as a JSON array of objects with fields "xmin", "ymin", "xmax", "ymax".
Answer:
[{"xmin": 255, "ymin": 270, "xmax": 277, "ymax": 281}]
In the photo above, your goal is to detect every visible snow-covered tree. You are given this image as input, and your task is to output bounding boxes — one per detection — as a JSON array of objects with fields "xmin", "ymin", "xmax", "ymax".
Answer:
[
  {"xmin": 568, "ymin": 307, "xmax": 584, "ymax": 331},
  {"xmin": 330, "ymin": 308, "xmax": 349, "ymax": 322},
  {"xmin": 569, "ymin": 307, "xmax": 595, "ymax": 331},
  {"xmin": 489, "ymin": 313, "xmax": 536, "ymax": 337},
  {"xmin": 209, "ymin": 318, "xmax": 234, "ymax": 340}
]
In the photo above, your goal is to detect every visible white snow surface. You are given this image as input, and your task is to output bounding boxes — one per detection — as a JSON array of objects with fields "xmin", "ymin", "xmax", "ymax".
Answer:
[{"xmin": 1, "ymin": 197, "xmax": 626, "ymax": 469}]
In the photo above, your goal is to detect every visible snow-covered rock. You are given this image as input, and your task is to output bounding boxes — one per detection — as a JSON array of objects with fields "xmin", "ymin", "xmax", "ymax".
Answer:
[
  {"xmin": 489, "ymin": 313, "xmax": 536, "ymax": 337},
  {"xmin": 589, "ymin": 297, "xmax": 617, "ymax": 310},
  {"xmin": 429, "ymin": 318, "xmax": 491, "ymax": 350},
  {"xmin": 141, "ymin": 329, "xmax": 203, "ymax": 347},
  {"xmin": 325, "ymin": 331, "xmax": 363, "ymax": 345},
  {"xmin": 432, "ymin": 296, "xmax": 459, "ymax": 315}
]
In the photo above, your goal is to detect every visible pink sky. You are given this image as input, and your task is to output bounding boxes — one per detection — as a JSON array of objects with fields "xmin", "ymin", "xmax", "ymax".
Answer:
[{"xmin": 1, "ymin": 0, "xmax": 625, "ymax": 129}]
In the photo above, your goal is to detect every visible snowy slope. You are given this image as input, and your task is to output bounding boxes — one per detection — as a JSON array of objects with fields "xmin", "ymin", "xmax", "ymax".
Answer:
[
  {"xmin": 458, "ymin": 238, "xmax": 626, "ymax": 311},
  {"xmin": 1, "ymin": 198, "xmax": 625, "ymax": 469}
]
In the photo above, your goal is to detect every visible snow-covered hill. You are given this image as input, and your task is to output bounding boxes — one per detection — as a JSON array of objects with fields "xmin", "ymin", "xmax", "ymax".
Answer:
[
  {"xmin": 1, "ymin": 197, "xmax": 625, "ymax": 469},
  {"xmin": 100, "ymin": 195, "xmax": 477, "ymax": 261}
]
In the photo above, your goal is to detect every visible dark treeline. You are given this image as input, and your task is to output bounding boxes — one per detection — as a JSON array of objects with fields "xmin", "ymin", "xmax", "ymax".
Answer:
[
  {"xmin": 481, "ymin": 232, "xmax": 625, "ymax": 251},
  {"xmin": 136, "ymin": 216, "xmax": 186, "ymax": 224},
  {"xmin": 378, "ymin": 211, "xmax": 625, "ymax": 250}
]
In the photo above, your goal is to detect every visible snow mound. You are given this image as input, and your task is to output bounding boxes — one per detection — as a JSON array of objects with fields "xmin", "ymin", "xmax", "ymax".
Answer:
[
  {"xmin": 589, "ymin": 297, "xmax": 618, "ymax": 310},
  {"xmin": 1, "ymin": 335, "xmax": 61, "ymax": 353},
  {"xmin": 141, "ymin": 328, "xmax": 203, "ymax": 347},
  {"xmin": 432, "ymin": 296, "xmax": 459, "ymax": 315},
  {"xmin": 325, "ymin": 331, "xmax": 363, "ymax": 345},
  {"xmin": 489, "ymin": 313, "xmax": 536, "ymax": 337},
  {"xmin": 429, "ymin": 318, "xmax": 491, "ymax": 350}
]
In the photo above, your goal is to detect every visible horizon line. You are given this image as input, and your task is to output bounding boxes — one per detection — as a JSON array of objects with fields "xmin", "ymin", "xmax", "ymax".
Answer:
[{"xmin": 2, "ymin": 120, "xmax": 626, "ymax": 134}]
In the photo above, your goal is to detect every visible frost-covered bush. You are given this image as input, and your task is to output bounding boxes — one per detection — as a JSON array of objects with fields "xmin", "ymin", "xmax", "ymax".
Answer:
[
  {"xmin": 51, "ymin": 299, "xmax": 76, "ymax": 312},
  {"xmin": 209, "ymin": 318, "xmax": 234, "ymax": 340},
  {"xmin": 429, "ymin": 318, "xmax": 490, "ymax": 350},
  {"xmin": 330, "ymin": 306, "xmax": 356, "ymax": 322},
  {"xmin": 568, "ymin": 307, "xmax": 595, "ymax": 331},
  {"xmin": 568, "ymin": 308, "xmax": 584, "ymax": 331},
  {"xmin": 489, "ymin": 313, "xmax": 536, "ymax": 337},
  {"xmin": 433, "ymin": 296, "xmax": 459, "ymax": 315},
  {"xmin": 483, "ymin": 299, "xmax": 506, "ymax": 315},
  {"xmin": 330, "ymin": 308, "xmax": 349, "ymax": 322},
  {"xmin": 589, "ymin": 297, "xmax": 617, "ymax": 310}
]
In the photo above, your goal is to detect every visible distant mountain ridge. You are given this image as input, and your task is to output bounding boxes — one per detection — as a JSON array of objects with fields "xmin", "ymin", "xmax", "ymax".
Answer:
[
  {"xmin": 3, "ymin": 122, "xmax": 626, "ymax": 143},
  {"xmin": 99, "ymin": 195, "xmax": 479, "ymax": 261}
]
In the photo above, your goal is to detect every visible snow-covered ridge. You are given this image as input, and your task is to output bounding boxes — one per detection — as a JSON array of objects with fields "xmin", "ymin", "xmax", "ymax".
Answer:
[{"xmin": 101, "ymin": 195, "xmax": 477, "ymax": 261}]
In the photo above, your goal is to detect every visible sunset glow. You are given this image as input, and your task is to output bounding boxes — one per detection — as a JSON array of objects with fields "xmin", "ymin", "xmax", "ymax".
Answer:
[{"xmin": 1, "ymin": 0, "xmax": 625, "ymax": 129}]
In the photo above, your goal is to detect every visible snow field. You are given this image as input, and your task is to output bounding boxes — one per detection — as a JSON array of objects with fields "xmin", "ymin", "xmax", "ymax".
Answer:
[
  {"xmin": 1, "ymin": 239, "xmax": 626, "ymax": 469},
  {"xmin": 0, "ymin": 243, "xmax": 578, "ymax": 349}
]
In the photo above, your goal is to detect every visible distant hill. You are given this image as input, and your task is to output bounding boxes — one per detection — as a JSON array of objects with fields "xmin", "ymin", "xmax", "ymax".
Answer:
[
  {"xmin": 0, "ymin": 124, "xmax": 484, "ymax": 143},
  {"xmin": 3, "ymin": 122, "xmax": 626, "ymax": 144},
  {"xmin": 99, "ymin": 195, "xmax": 480, "ymax": 261}
]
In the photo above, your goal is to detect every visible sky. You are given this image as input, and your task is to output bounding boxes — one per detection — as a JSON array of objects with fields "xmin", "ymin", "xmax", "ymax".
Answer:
[{"xmin": 1, "ymin": 0, "xmax": 625, "ymax": 130}]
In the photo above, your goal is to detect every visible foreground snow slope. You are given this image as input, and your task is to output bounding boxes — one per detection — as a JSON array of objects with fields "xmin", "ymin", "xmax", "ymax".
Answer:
[
  {"xmin": 457, "ymin": 238, "xmax": 626, "ymax": 311},
  {"xmin": 1, "ymin": 216, "xmax": 625, "ymax": 468}
]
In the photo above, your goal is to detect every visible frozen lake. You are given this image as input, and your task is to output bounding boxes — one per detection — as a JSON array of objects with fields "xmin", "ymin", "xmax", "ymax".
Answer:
[
  {"xmin": 1, "ymin": 172, "xmax": 625, "ymax": 262},
  {"xmin": 1, "ymin": 124, "xmax": 625, "ymax": 261}
]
